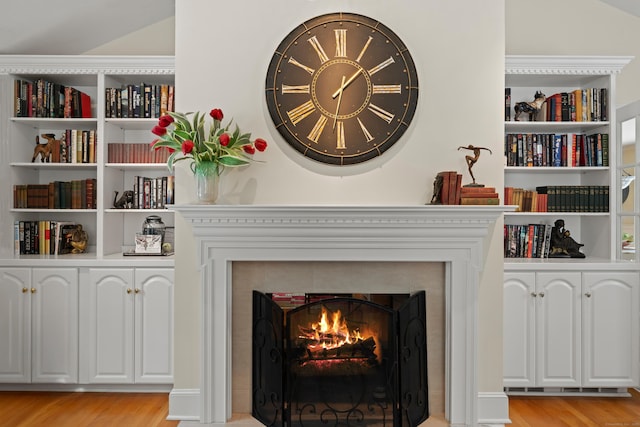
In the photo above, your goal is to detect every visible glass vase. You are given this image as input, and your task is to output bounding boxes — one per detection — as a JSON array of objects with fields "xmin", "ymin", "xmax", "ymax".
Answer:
[{"xmin": 194, "ymin": 161, "xmax": 220, "ymax": 204}]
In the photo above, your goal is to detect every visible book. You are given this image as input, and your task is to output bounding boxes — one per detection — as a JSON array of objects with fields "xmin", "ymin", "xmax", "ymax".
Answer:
[{"xmin": 460, "ymin": 197, "xmax": 500, "ymax": 205}]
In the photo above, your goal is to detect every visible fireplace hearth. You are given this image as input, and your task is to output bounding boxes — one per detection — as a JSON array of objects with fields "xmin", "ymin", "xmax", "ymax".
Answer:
[{"xmin": 252, "ymin": 291, "xmax": 429, "ymax": 427}]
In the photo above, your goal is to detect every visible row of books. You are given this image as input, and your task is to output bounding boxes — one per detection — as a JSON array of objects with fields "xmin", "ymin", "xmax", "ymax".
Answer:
[
  {"xmin": 504, "ymin": 223, "xmax": 553, "ymax": 258},
  {"xmin": 434, "ymin": 171, "xmax": 501, "ymax": 205},
  {"xmin": 14, "ymin": 220, "xmax": 83, "ymax": 255},
  {"xmin": 505, "ymin": 133, "xmax": 608, "ymax": 167},
  {"xmin": 505, "ymin": 88, "xmax": 608, "ymax": 122},
  {"xmin": 104, "ymin": 84, "xmax": 175, "ymax": 119},
  {"xmin": 435, "ymin": 171, "xmax": 462, "ymax": 204},
  {"xmin": 14, "ymin": 79, "xmax": 92, "ymax": 118},
  {"xmin": 504, "ymin": 188, "xmax": 548, "ymax": 212},
  {"xmin": 131, "ymin": 175, "xmax": 175, "ymax": 209},
  {"xmin": 505, "ymin": 185, "xmax": 609, "ymax": 212},
  {"xmin": 544, "ymin": 89, "xmax": 608, "ymax": 122},
  {"xmin": 32, "ymin": 129, "xmax": 97, "ymax": 164},
  {"xmin": 108, "ymin": 143, "xmax": 171, "ymax": 164},
  {"xmin": 13, "ymin": 179, "xmax": 97, "ymax": 209}
]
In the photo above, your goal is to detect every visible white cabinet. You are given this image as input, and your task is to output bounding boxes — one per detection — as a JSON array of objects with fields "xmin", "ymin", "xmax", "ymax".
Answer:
[
  {"xmin": 83, "ymin": 267, "xmax": 173, "ymax": 384},
  {"xmin": 504, "ymin": 269, "xmax": 639, "ymax": 391},
  {"xmin": 535, "ymin": 272, "xmax": 581, "ymax": 388},
  {"xmin": 0, "ymin": 268, "xmax": 31, "ymax": 382},
  {"xmin": 582, "ymin": 272, "xmax": 639, "ymax": 387},
  {"xmin": 0, "ymin": 267, "xmax": 78, "ymax": 383}
]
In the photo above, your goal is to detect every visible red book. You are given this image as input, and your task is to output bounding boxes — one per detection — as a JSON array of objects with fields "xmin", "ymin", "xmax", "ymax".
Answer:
[{"xmin": 80, "ymin": 92, "xmax": 92, "ymax": 118}]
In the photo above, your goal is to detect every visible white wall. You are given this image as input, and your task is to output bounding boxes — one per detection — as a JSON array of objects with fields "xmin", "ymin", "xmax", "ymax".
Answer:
[
  {"xmin": 506, "ymin": 0, "xmax": 640, "ymax": 107},
  {"xmin": 173, "ymin": 0, "xmax": 506, "ymax": 394}
]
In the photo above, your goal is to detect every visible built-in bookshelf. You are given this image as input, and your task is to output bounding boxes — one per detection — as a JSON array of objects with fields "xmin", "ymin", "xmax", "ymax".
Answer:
[
  {"xmin": 504, "ymin": 55, "xmax": 631, "ymax": 261},
  {"xmin": 503, "ymin": 56, "xmax": 640, "ymax": 396},
  {"xmin": 0, "ymin": 55, "xmax": 176, "ymax": 261}
]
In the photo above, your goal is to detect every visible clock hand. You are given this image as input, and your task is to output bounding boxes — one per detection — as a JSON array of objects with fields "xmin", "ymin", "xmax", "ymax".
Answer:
[
  {"xmin": 333, "ymin": 75, "xmax": 346, "ymax": 130},
  {"xmin": 331, "ymin": 68, "xmax": 363, "ymax": 99}
]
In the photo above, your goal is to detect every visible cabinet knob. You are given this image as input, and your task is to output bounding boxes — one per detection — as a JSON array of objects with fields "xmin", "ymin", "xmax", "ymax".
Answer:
[
  {"xmin": 530, "ymin": 292, "xmax": 537, "ymax": 297},
  {"xmin": 134, "ymin": 288, "xmax": 140, "ymax": 294},
  {"xmin": 585, "ymin": 292, "xmax": 592, "ymax": 298},
  {"xmin": 22, "ymin": 287, "xmax": 28, "ymax": 293},
  {"xmin": 31, "ymin": 288, "xmax": 36, "ymax": 294},
  {"xmin": 126, "ymin": 288, "xmax": 132, "ymax": 294},
  {"xmin": 538, "ymin": 291, "xmax": 545, "ymax": 298}
]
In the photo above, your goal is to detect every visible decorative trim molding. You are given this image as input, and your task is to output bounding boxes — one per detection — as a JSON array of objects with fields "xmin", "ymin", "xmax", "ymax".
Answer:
[
  {"xmin": 0, "ymin": 55, "xmax": 174, "ymax": 75},
  {"xmin": 168, "ymin": 388, "xmax": 200, "ymax": 421},
  {"xmin": 505, "ymin": 55, "xmax": 632, "ymax": 75},
  {"xmin": 477, "ymin": 391, "xmax": 510, "ymax": 427}
]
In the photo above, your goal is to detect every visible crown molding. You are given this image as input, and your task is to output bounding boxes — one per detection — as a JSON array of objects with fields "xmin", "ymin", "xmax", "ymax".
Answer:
[
  {"xmin": 0, "ymin": 55, "xmax": 174, "ymax": 75},
  {"xmin": 506, "ymin": 55, "xmax": 633, "ymax": 75}
]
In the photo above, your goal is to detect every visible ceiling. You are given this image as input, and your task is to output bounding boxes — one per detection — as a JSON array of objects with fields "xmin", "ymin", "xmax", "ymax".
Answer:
[
  {"xmin": 0, "ymin": 0, "xmax": 636, "ymax": 55},
  {"xmin": 0, "ymin": 0, "xmax": 174, "ymax": 55}
]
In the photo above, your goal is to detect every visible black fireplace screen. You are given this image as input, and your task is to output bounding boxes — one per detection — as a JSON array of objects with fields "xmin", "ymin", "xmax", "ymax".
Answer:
[{"xmin": 252, "ymin": 291, "xmax": 428, "ymax": 427}]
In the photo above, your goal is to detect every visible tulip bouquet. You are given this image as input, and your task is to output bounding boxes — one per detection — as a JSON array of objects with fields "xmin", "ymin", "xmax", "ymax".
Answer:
[{"xmin": 151, "ymin": 108, "xmax": 267, "ymax": 175}]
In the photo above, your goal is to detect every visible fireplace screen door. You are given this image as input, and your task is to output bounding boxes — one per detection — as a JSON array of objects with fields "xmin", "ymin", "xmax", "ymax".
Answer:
[{"xmin": 252, "ymin": 291, "xmax": 428, "ymax": 427}]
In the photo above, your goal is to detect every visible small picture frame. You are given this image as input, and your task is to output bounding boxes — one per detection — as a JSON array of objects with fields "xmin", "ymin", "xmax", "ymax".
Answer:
[{"xmin": 135, "ymin": 233, "xmax": 162, "ymax": 254}]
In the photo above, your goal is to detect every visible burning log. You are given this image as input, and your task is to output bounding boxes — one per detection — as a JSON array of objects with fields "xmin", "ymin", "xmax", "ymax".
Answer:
[{"xmin": 299, "ymin": 336, "xmax": 377, "ymax": 361}]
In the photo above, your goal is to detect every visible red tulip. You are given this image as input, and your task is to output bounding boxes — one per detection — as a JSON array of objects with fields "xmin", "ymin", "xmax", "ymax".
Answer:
[
  {"xmin": 151, "ymin": 125, "xmax": 167, "ymax": 136},
  {"xmin": 243, "ymin": 145, "xmax": 256, "ymax": 155},
  {"xmin": 254, "ymin": 138, "xmax": 268, "ymax": 152},
  {"xmin": 210, "ymin": 108, "xmax": 224, "ymax": 121},
  {"xmin": 158, "ymin": 115, "xmax": 174, "ymax": 128},
  {"xmin": 182, "ymin": 140, "xmax": 195, "ymax": 154},
  {"xmin": 219, "ymin": 133, "xmax": 230, "ymax": 146}
]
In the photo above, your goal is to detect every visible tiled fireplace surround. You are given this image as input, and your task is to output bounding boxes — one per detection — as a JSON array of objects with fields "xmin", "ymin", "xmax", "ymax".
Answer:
[{"xmin": 175, "ymin": 205, "xmax": 507, "ymax": 427}]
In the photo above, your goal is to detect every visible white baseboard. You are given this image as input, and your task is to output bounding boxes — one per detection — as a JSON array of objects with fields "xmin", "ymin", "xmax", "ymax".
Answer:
[
  {"xmin": 168, "ymin": 388, "xmax": 200, "ymax": 421},
  {"xmin": 477, "ymin": 391, "xmax": 511, "ymax": 427}
]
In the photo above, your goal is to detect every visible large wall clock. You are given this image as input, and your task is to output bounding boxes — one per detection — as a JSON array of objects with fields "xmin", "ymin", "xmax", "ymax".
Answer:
[{"xmin": 265, "ymin": 12, "xmax": 419, "ymax": 165}]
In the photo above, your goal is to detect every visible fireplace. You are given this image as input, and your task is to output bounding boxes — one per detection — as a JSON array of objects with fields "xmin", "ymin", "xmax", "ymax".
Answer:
[
  {"xmin": 252, "ymin": 291, "xmax": 429, "ymax": 427},
  {"xmin": 174, "ymin": 205, "xmax": 507, "ymax": 426}
]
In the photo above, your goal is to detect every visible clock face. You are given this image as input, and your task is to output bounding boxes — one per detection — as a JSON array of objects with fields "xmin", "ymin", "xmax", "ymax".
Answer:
[{"xmin": 265, "ymin": 12, "xmax": 419, "ymax": 165}]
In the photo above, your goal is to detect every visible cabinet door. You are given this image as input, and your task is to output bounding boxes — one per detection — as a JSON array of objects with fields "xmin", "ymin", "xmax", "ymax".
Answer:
[
  {"xmin": 536, "ymin": 272, "xmax": 581, "ymax": 387},
  {"xmin": 582, "ymin": 271, "xmax": 640, "ymax": 387},
  {"xmin": 86, "ymin": 268, "xmax": 135, "ymax": 383},
  {"xmin": 134, "ymin": 268, "xmax": 173, "ymax": 383},
  {"xmin": 31, "ymin": 268, "xmax": 78, "ymax": 383},
  {"xmin": 0, "ymin": 268, "xmax": 31, "ymax": 382},
  {"xmin": 503, "ymin": 272, "xmax": 536, "ymax": 387}
]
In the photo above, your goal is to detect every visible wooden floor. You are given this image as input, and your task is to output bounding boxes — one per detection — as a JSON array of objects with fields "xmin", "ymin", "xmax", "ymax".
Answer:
[
  {"xmin": 508, "ymin": 388, "xmax": 640, "ymax": 427},
  {"xmin": 0, "ymin": 389, "xmax": 639, "ymax": 426},
  {"xmin": 0, "ymin": 391, "xmax": 178, "ymax": 427}
]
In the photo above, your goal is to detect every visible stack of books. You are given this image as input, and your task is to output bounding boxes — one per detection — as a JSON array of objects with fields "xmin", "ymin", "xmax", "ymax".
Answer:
[{"xmin": 460, "ymin": 186, "xmax": 500, "ymax": 205}]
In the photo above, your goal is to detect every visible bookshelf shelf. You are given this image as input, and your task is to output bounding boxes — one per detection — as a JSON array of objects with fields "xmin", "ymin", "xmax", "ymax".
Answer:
[
  {"xmin": 105, "ymin": 163, "xmax": 168, "ymax": 170},
  {"xmin": 11, "ymin": 162, "xmax": 98, "ymax": 170}
]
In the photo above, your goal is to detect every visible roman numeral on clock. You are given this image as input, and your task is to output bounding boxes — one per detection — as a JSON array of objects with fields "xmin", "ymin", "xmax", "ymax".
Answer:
[
  {"xmin": 368, "ymin": 103, "xmax": 395, "ymax": 124},
  {"xmin": 357, "ymin": 118, "xmax": 375, "ymax": 142},
  {"xmin": 288, "ymin": 57, "xmax": 315, "ymax": 75},
  {"xmin": 334, "ymin": 29, "xmax": 347, "ymax": 57},
  {"xmin": 307, "ymin": 36, "xmax": 330, "ymax": 64},
  {"xmin": 368, "ymin": 57, "xmax": 395, "ymax": 75},
  {"xmin": 287, "ymin": 100, "xmax": 315, "ymax": 125},
  {"xmin": 336, "ymin": 121, "xmax": 346, "ymax": 149},
  {"xmin": 282, "ymin": 84, "xmax": 310, "ymax": 94},
  {"xmin": 307, "ymin": 115, "xmax": 328, "ymax": 143},
  {"xmin": 372, "ymin": 84, "xmax": 402, "ymax": 94},
  {"xmin": 355, "ymin": 36, "xmax": 373, "ymax": 63}
]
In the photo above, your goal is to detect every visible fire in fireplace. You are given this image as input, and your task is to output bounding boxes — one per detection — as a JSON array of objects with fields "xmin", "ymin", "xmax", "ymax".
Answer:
[{"xmin": 252, "ymin": 291, "xmax": 429, "ymax": 427}]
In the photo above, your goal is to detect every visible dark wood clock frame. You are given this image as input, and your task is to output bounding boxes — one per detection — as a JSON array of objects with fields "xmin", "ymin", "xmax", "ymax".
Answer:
[{"xmin": 265, "ymin": 12, "xmax": 419, "ymax": 165}]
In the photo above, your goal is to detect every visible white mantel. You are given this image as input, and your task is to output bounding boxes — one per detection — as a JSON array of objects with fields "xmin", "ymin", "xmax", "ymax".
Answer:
[{"xmin": 174, "ymin": 205, "xmax": 508, "ymax": 427}]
